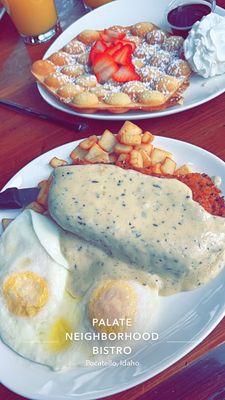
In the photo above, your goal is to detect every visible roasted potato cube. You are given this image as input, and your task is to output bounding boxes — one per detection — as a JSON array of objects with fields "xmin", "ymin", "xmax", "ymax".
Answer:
[
  {"xmin": 114, "ymin": 142, "xmax": 133, "ymax": 154},
  {"xmin": 98, "ymin": 130, "xmax": 117, "ymax": 153},
  {"xmin": 109, "ymin": 153, "xmax": 117, "ymax": 163},
  {"xmin": 151, "ymin": 147, "xmax": 172, "ymax": 165},
  {"xmin": 161, "ymin": 157, "xmax": 177, "ymax": 175},
  {"xmin": 135, "ymin": 143, "xmax": 153, "ymax": 154},
  {"xmin": 80, "ymin": 135, "xmax": 98, "ymax": 150},
  {"xmin": 85, "ymin": 143, "xmax": 110, "ymax": 163},
  {"xmin": 25, "ymin": 201, "xmax": 46, "ymax": 214},
  {"xmin": 120, "ymin": 131, "xmax": 142, "ymax": 146},
  {"xmin": 2, "ymin": 218, "xmax": 13, "ymax": 231},
  {"xmin": 70, "ymin": 145, "xmax": 88, "ymax": 161},
  {"xmin": 118, "ymin": 121, "xmax": 142, "ymax": 145},
  {"xmin": 141, "ymin": 131, "xmax": 155, "ymax": 144},
  {"xmin": 38, "ymin": 179, "xmax": 48, "ymax": 189},
  {"xmin": 37, "ymin": 177, "xmax": 52, "ymax": 208},
  {"xmin": 118, "ymin": 121, "xmax": 143, "ymax": 136},
  {"xmin": 130, "ymin": 150, "xmax": 143, "ymax": 168},
  {"xmin": 49, "ymin": 157, "xmax": 68, "ymax": 168},
  {"xmin": 174, "ymin": 164, "xmax": 191, "ymax": 176},
  {"xmin": 117, "ymin": 153, "xmax": 130, "ymax": 163},
  {"xmin": 152, "ymin": 162, "xmax": 162, "ymax": 174},
  {"xmin": 139, "ymin": 149, "xmax": 152, "ymax": 167}
]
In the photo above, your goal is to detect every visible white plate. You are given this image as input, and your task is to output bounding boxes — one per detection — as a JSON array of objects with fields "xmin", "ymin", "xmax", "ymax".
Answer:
[
  {"xmin": 1, "ymin": 137, "xmax": 225, "ymax": 399},
  {"xmin": 37, "ymin": 0, "xmax": 225, "ymax": 121}
]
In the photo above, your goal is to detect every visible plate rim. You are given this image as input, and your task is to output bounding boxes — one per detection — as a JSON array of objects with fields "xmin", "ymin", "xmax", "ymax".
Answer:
[{"xmin": 1, "ymin": 136, "xmax": 225, "ymax": 400}]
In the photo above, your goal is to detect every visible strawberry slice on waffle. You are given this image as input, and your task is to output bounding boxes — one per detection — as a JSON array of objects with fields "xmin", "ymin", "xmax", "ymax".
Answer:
[
  {"xmin": 93, "ymin": 53, "xmax": 119, "ymax": 83},
  {"xmin": 90, "ymin": 31, "xmax": 140, "ymax": 84},
  {"xmin": 113, "ymin": 44, "xmax": 133, "ymax": 65},
  {"xmin": 113, "ymin": 65, "xmax": 141, "ymax": 83},
  {"xmin": 89, "ymin": 40, "xmax": 107, "ymax": 64}
]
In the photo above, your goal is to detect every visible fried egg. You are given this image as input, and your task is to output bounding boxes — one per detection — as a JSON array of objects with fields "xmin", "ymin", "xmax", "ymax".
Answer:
[
  {"xmin": 0, "ymin": 210, "xmax": 159, "ymax": 370},
  {"xmin": 0, "ymin": 210, "xmax": 84, "ymax": 370},
  {"xmin": 88, "ymin": 279, "xmax": 158, "ymax": 334}
]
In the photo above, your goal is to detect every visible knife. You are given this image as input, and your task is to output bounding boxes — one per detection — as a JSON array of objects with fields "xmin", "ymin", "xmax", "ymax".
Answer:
[
  {"xmin": 0, "ymin": 187, "xmax": 39, "ymax": 209},
  {"xmin": 0, "ymin": 99, "xmax": 89, "ymax": 132}
]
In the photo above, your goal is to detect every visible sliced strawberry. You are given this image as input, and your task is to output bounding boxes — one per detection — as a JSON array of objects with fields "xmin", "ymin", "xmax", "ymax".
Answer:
[
  {"xmin": 105, "ymin": 42, "xmax": 123, "ymax": 56},
  {"xmin": 104, "ymin": 28, "xmax": 126, "ymax": 40},
  {"xmin": 93, "ymin": 53, "xmax": 119, "ymax": 83},
  {"xmin": 89, "ymin": 40, "xmax": 107, "ymax": 64},
  {"xmin": 113, "ymin": 44, "xmax": 132, "ymax": 65},
  {"xmin": 99, "ymin": 31, "xmax": 114, "ymax": 43},
  {"xmin": 115, "ymin": 39, "xmax": 136, "ymax": 52},
  {"xmin": 113, "ymin": 64, "xmax": 140, "ymax": 83}
]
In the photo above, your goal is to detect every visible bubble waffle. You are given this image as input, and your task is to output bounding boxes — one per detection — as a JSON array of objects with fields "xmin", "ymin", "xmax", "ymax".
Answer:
[{"xmin": 31, "ymin": 22, "xmax": 192, "ymax": 114}]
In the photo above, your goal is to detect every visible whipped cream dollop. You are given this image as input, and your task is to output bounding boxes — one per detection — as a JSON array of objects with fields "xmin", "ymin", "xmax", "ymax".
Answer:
[{"xmin": 184, "ymin": 13, "xmax": 225, "ymax": 78}]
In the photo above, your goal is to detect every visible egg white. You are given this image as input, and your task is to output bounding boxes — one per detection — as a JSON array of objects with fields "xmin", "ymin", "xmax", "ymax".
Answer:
[
  {"xmin": 0, "ymin": 211, "xmax": 159, "ymax": 370},
  {"xmin": 0, "ymin": 210, "xmax": 87, "ymax": 370}
]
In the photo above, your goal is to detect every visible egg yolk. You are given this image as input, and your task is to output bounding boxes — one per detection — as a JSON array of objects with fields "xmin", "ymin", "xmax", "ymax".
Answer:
[
  {"xmin": 88, "ymin": 280, "xmax": 137, "ymax": 333},
  {"xmin": 47, "ymin": 318, "xmax": 72, "ymax": 352},
  {"xmin": 3, "ymin": 271, "xmax": 49, "ymax": 317}
]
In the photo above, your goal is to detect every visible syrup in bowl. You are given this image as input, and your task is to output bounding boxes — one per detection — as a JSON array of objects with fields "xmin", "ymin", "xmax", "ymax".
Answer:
[{"xmin": 167, "ymin": 0, "xmax": 216, "ymax": 37}]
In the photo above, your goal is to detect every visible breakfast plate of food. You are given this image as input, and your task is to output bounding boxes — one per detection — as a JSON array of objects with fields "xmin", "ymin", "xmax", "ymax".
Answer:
[
  {"xmin": 32, "ymin": 0, "xmax": 225, "ymax": 120},
  {"xmin": 1, "ymin": 121, "xmax": 225, "ymax": 400}
]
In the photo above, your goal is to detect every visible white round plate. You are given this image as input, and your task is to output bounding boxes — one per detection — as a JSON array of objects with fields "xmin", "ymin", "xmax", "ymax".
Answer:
[
  {"xmin": 37, "ymin": 0, "xmax": 225, "ymax": 121},
  {"xmin": 1, "ymin": 137, "xmax": 225, "ymax": 399}
]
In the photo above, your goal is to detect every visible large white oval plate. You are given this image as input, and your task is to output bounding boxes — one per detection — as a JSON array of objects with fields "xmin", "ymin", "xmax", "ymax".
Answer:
[
  {"xmin": 1, "ymin": 137, "xmax": 225, "ymax": 399},
  {"xmin": 37, "ymin": 0, "xmax": 225, "ymax": 121}
]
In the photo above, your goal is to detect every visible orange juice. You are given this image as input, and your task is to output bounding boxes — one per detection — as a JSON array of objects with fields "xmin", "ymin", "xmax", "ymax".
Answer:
[
  {"xmin": 2, "ymin": 0, "xmax": 58, "ymax": 36},
  {"xmin": 84, "ymin": 0, "xmax": 113, "ymax": 9}
]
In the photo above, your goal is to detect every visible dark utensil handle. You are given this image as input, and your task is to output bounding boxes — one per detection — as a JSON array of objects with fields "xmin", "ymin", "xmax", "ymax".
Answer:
[
  {"xmin": 0, "ymin": 188, "xmax": 22, "ymax": 209},
  {"xmin": 0, "ymin": 99, "xmax": 89, "ymax": 132}
]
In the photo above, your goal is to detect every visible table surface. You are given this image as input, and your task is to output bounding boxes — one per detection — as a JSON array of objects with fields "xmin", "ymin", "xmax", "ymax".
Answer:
[{"xmin": 1, "ymin": 1, "xmax": 225, "ymax": 399}]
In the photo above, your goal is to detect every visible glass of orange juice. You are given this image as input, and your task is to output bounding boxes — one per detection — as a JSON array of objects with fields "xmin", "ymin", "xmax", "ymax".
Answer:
[
  {"xmin": 83, "ymin": 0, "xmax": 114, "ymax": 11},
  {"xmin": 1, "ymin": 0, "xmax": 59, "ymax": 44}
]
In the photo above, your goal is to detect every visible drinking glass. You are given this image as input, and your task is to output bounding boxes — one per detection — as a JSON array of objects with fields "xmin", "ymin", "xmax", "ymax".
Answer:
[
  {"xmin": 1, "ymin": 0, "xmax": 60, "ymax": 45},
  {"xmin": 166, "ymin": 0, "xmax": 216, "ymax": 37}
]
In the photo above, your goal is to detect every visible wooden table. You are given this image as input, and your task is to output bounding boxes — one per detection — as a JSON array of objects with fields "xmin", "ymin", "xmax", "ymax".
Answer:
[{"xmin": 1, "ymin": 1, "xmax": 225, "ymax": 399}]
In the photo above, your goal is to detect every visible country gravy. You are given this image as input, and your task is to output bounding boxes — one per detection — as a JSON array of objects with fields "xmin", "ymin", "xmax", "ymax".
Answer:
[{"xmin": 48, "ymin": 164, "xmax": 225, "ymax": 295}]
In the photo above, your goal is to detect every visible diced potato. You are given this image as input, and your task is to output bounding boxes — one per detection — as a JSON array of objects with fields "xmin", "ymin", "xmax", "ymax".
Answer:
[
  {"xmin": 98, "ymin": 129, "xmax": 117, "ymax": 153},
  {"xmin": 161, "ymin": 157, "xmax": 177, "ymax": 175},
  {"xmin": 85, "ymin": 143, "xmax": 110, "ymax": 163},
  {"xmin": 70, "ymin": 145, "xmax": 88, "ymax": 161},
  {"xmin": 152, "ymin": 162, "xmax": 162, "ymax": 174},
  {"xmin": 135, "ymin": 143, "xmax": 153, "ymax": 155},
  {"xmin": 25, "ymin": 201, "xmax": 46, "ymax": 214},
  {"xmin": 38, "ymin": 179, "xmax": 48, "ymax": 189},
  {"xmin": 118, "ymin": 121, "xmax": 142, "ymax": 145},
  {"xmin": 141, "ymin": 131, "xmax": 155, "ymax": 144},
  {"xmin": 114, "ymin": 142, "xmax": 133, "ymax": 154},
  {"xmin": 130, "ymin": 150, "xmax": 143, "ymax": 168},
  {"xmin": 80, "ymin": 135, "xmax": 98, "ymax": 150},
  {"xmin": 2, "ymin": 218, "xmax": 13, "ymax": 231},
  {"xmin": 151, "ymin": 147, "xmax": 172, "ymax": 165},
  {"xmin": 37, "ymin": 176, "xmax": 52, "ymax": 208},
  {"xmin": 117, "ymin": 153, "xmax": 130, "ymax": 163},
  {"xmin": 49, "ymin": 157, "xmax": 68, "ymax": 168},
  {"xmin": 139, "ymin": 149, "xmax": 152, "ymax": 168},
  {"xmin": 118, "ymin": 121, "xmax": 143, "ymax": 137},
  {"xmin": 174, "ymin": 164, "xmax": 191, "ymax": 176},
  {"xmin": 109, "ymin": 153, "xmax": 117, "ymax": 163},
  {"xmin": 120, "ymin": 131, "xmax": 142, "ymax": 146}
]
